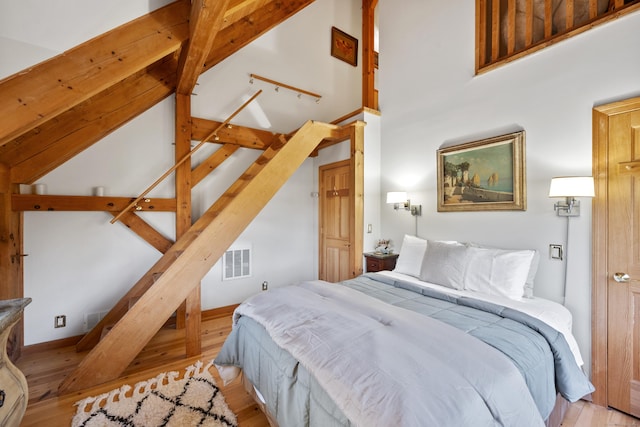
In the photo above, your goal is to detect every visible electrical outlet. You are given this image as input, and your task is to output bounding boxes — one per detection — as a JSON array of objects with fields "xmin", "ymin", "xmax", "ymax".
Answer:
[
  {"xmin": 262, "ymin": 281, "xmax": 268, "ymax": 291},
  {"xmin": 54, "ymin": 315, "xmax": 66, "ymax": 328}
]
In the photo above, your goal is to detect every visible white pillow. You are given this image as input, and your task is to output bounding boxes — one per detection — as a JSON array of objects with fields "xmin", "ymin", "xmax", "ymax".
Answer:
[
  {"xmin": 393, "ymin": 235, "xmax": 427, "ymax": 277},
  {"xmin": 464, "ymin": 246, "xmax": 535, "ymax": 300},
  {"xmin": 419, "ymin": 240, "xmax": 468, "ymax": 290},
  {"xmin": 523, "ymin": 250, "xmax": 540, "ymax": 298},
  {"xmin": 467, "ymin": 242, "xmax": 539, "ymax": 298}
]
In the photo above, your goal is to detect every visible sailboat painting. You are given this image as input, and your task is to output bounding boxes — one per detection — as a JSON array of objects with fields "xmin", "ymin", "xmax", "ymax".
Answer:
[{"xmin": 437, "ymin": 131, "xmax": 526, "ymax": 212}]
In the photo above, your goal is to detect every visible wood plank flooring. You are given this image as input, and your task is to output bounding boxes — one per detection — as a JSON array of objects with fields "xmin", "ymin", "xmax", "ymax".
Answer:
[
  {"xmin": 17, "ymin": 310, "xmax": 269, "ymax": 427},
  {"xmin": 15, "ymin": 309, "xmax": 640, "ymax": 426}
]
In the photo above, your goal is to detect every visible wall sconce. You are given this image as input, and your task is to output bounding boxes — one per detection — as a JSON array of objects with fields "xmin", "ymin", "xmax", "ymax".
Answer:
[
  {"xmin": 548, "ymin": 176, "xmax": 595, "ymax": 217},
  {"xmin": 386, "ymin": 192, "xmax": 422, "ymax": 216}
]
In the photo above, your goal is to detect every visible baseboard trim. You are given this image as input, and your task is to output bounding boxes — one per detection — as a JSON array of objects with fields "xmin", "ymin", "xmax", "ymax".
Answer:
[{"xmin": 21, "ymin": 304, "xmax": 240, "ymax": 355}]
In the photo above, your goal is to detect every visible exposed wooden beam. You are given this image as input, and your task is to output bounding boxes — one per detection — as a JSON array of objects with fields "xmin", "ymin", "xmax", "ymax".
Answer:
[
  {"xmin": 112, "ymin": 211, "xmax": 173, "ymax": 254},
  {"xmin": 223, "ymin": 0, "xmax": 272, "ymax": 26},
  {"xmin": 2, "ymin": 0, "xmax": 314, "ymax": 184},
  {"xmin": 0, "ymin": 1, "xmax": 190, "ymax": 149},
  {"xmin": 175, "ymin": 93, "xmax": 193, "ymax": 251},
  {"xmin": 11, "ymin": 195, "xmax": 176, "ymax": 212},
  {"xmin": 176, "ymin": 0, "xmax": 231, "ymax": 95},
  {"xmin": 191, "ymin": 117, "xmax": 276, "ymax": 150},
  {"xmin": 6, "ymin": 56, "xmax": 180, "ymax": 184},
  {"xmin": 174, "ymin": 93, "xmax": 200, "ymax": 349},
  {"xmin": 191, "ymin": 144, "xmax": 240, "ymax": 187}
]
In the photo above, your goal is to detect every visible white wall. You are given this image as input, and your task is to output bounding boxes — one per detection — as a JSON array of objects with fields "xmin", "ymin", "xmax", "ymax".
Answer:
[
  {"xmin": 378, "ymin": 1, "xmax": 640, "ymax": 375},
  {"xmin": 4, "ymin": 0, "xmax": 365, "ymax": 345}
]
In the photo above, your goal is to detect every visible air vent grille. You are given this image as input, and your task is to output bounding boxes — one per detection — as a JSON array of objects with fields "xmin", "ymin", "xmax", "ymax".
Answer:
[{"xmin": 223, "ymin": 246, "xmax": 251, "ymax": 280}]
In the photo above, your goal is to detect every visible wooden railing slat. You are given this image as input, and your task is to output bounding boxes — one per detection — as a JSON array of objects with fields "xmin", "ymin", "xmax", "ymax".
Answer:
[
  {"xmin": 525, "ymin": 0, "xmax": 534, "ymax": 46},
  {"xmin": 491, "ymin": 0, "xmax": 501, "ymax": 61},
  {"xmin": 567, "ymin": 0, "xmax": 575, "ymax": 29},
  {"xmin": 507, "ymin": 0, "xmax": 516, "ymax": 54},
  {"xmin": 477, "ymin": 0, "xmax": 640, "ymax": 72}
]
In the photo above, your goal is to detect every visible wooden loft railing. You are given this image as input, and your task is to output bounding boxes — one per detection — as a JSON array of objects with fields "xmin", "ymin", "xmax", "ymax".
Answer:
[{"xmin": 476, "ymin": 0, "xmax": 640, "ymax": 73}]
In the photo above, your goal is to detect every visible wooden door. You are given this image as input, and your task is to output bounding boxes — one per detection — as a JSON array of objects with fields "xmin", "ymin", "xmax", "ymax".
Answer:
[
  {"xmin": 319, "ymin": 160, "xmax": 352, "ymax": 282},
  {"xmin": 593, "ymin": 98, "xmax": 640, "ymax": 415},
  {"xmin": 606, "ymin": 108, "xmax": 640, "ymax": 416}
]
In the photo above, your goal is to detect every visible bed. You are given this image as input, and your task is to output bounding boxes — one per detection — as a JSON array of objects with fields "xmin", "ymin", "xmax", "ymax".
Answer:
[{"xmin": 214, "ymin": 236, "xmax": 594, "ymax": 427}]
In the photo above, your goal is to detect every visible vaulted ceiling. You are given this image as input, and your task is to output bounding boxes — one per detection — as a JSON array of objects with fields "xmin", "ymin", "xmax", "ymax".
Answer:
[{"xmin": 0, "ymin": 0, "xmax": 316, "ymax": 185}]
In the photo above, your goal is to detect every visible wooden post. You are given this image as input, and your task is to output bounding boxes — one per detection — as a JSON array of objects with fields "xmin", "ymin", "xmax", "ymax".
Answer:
[
  {"xmin": 175, "ymin": 94, "xmax": 201, "ymax": 356},
  {"xmin": 0, "ymin": 165, "xmax": 24, "ymax": 362},
  {"xmin": 362, "ymin": 0, "xmax": 378, "ymax": 110},
  {"xmin": 350, "ymin": 122, "xmax": 365, "ymax": 278}
]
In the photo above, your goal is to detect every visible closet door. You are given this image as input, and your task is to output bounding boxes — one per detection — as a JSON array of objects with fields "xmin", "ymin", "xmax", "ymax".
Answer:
[
  {"xmin": 593, "ymin": 97, "xmax": 640, "ymax": 415},
  {"xmin": 319, "ymin": 160, "xmax": 352, "ymax": 283},
  {"xmin": 605, "ymin": 108, "xmax": 640, "ymax": 416}
]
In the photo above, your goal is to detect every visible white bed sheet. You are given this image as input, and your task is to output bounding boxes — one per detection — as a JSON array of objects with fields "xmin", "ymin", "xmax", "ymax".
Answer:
[{"xmin": 375, "ymin": 270, "xmax": 585, "ymax": 367}]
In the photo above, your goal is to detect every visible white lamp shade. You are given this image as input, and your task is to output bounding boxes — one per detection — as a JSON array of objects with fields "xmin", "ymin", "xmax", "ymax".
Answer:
[
  {"xmin": 386, "ymin": 192, "xmax": 408, "ymax": 204},
  {"xmin": 548, "ymin": 177, "xmax": 595, "ymax": 198}
]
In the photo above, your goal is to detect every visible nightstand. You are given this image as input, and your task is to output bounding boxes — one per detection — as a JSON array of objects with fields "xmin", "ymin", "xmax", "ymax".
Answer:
[{"xmin": 364, "ymin": 252, "xmax": 399, "ymax": 272}]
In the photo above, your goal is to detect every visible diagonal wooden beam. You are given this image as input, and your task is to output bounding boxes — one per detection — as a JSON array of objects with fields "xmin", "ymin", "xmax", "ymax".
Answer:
[
  {"xmin": 190, "ymin": 117, "xmax": 277, "ymax": 149},
  {"xmin": 112, "ymin": 211, "xmax": 173, "ymax": 254},
  {"xmin": 0, "ymin": 0, "xmax": 190, "ymax": 149},
  {"xmin": 176, "ymin": 0, "xmax": 231, "ymax": 95},
  {"xmin": 191, "ymin": 144, "xmax": 240, "ymax": 187},
  {"xmin": 6, "ymin": 56, "xmax": 180, "ymax": 184},
  {"xmin": 223, "ymin": 0, "xmax": 272, "ymax": 27}
]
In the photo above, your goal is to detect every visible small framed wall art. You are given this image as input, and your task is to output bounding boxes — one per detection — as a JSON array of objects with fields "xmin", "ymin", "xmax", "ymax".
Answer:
[{"xmin": 331, "ymin": 26, "xmax": 358, "ymax": 66}]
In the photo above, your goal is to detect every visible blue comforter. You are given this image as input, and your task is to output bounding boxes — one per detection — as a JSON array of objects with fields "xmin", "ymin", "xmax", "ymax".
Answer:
[{"xmin": 215, "ymin": 274, "xmax": 594, "ymax": 426}]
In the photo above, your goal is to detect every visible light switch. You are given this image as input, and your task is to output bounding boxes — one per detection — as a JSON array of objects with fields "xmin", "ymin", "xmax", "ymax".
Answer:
[{"xmin": 549, "ymin": 244, "xmax": 563, "ymax": 260}]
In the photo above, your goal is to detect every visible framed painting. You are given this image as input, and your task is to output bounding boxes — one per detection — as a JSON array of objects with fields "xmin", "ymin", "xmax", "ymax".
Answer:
[
  {"xmin": 437, "ymin": 131, "xmax": 526, "ymax": 212},
  {"xmin": 331, "ymin": 26, "xmax": 358, "ymax": 66}
]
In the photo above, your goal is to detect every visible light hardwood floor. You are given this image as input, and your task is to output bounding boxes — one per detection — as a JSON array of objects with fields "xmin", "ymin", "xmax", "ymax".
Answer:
[{"xmin": 15, "ymin": 309, "xmax": 640, "ymax": 427}]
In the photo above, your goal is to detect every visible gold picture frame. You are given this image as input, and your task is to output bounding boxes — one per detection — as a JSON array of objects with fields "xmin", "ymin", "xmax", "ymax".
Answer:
[
  {"xmin": 437, "ymin": 131, "xmax": 526, "ymax": 212},
  {"xmin": 331, "ymin": 26, "xmax": 358, "ymax": 67}
]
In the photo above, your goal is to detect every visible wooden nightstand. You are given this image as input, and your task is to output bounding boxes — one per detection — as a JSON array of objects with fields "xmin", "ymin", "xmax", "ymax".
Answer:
[{"xmin": 364, "ymin": 252, "xmax": 399, "ymax": 272}]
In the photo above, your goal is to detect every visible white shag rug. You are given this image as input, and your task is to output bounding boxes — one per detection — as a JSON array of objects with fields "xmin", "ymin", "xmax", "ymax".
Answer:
[{"xmin": 71, "ymin": 360, "xmax": 237, "ymax": 427}]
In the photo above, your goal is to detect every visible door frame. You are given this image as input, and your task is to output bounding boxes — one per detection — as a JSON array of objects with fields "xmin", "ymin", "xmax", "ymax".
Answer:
[
  {"xmin": 317, "ymin": 123, "xmax": 365, "ymax": 281},
  {"xmin": 591, "ymin": 96, "xmax": 640, "ymax": 406}
]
